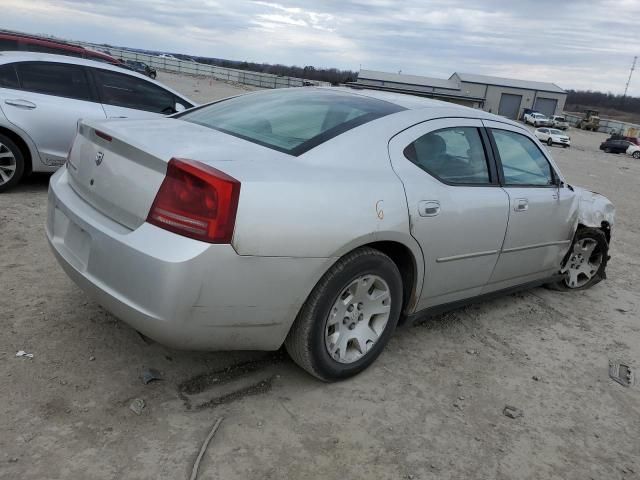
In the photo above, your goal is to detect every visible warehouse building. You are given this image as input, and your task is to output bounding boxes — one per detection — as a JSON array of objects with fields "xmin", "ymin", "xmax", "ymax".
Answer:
[{"xmin": 352, "ymin": 70, "xmax": 567, "ymax": 120}]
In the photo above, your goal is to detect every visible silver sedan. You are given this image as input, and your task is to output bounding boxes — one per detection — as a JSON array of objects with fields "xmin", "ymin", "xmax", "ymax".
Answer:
[{"xmin": 46, "ymin": 88, "xmax": 615, "ymax": 380}]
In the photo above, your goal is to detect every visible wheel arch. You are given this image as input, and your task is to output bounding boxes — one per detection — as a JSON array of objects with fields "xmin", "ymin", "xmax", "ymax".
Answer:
[
  {"xmin": 326, "ymin": 232, "xmax": 424, "ymax": 317},
  {"xmin": 0, "ymin": 125, "xmax": 34, "ymax": 175}
]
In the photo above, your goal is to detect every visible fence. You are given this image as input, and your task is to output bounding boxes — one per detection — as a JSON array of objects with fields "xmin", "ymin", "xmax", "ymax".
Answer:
[
  {"xmin": 77, "ymin": 43, "xmax": 330, "ymax": 89},
  {"xmin": 563, "ymin": 112, "xmax": 640, "ymax": 136}
]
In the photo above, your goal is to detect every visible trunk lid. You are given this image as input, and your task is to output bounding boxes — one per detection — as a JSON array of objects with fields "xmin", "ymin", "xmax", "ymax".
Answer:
[{"xmin": 66, "ymin": 117, "xmax": 276, "ymax": 230}]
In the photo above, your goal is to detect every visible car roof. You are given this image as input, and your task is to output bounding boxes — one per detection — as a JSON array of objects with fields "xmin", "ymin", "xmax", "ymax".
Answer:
[
  {"xmin": 324, "ymin": 86, "xmax": 522, "ymax": 127},
  {"xmin": 0, "ymin": 51, "xmax": 193, "ymax": 104}
]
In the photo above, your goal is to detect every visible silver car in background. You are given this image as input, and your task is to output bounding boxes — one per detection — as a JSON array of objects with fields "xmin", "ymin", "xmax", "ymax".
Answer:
[
  {"xmin": 0, "ymin": 52, "xmax": 194, "ymax": 192},
  {"xmin": 46, "ymin": 88, "xmax": 615, "ymax": 380}
]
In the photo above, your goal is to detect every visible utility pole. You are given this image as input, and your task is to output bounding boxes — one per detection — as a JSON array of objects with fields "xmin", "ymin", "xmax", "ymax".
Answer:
[{"xmin": 623, "ymin": 56, "xmax": 637, "ymax": 98}]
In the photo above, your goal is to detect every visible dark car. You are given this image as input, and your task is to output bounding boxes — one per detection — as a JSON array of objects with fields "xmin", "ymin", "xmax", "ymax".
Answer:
[
  {"xmin": 122, "ymin": 60, "xmax": 157, "ymax": 79},
  {"xmin": 608, "ymin": 133, "xmax": 640, "ymax": 146},
  {"xmin": 599, "ymin": 138, "xmax": 633, "ymax": 154},
  {"xmin": 0, "ymin": 31, "xmax": 121, "ymax": 65}
]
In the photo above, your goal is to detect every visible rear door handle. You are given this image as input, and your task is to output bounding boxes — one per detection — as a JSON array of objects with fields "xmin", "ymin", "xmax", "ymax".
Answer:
[
  {"xmin": 514, "ymin": 198, "xmax": 529, "ymax": 212},
  {"xmin": 418, "ymin": 200, "xmax": 440, "ymax": 217},
  {"xmin": 5, "ymin": 99, "xmax": 37, "ymax": 109}
]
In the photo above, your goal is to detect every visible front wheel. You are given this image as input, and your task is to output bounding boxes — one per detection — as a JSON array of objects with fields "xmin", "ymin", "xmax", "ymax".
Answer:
[
  {"xmin": 633, "ymin": 151, "xmax": 640, "ymax": 159},
  {"xmin": 547, "ymin": 138, "xmax": 553, "ymax": 146},
  {"xmin": 285, "ymin": 247, "xmax": 403, "ymax": 381},
  {"xmin": 547, "ymin": 228, "xmax": 608, "ymax": 291},
  {"xmin": 604, "ymin": 147, "xmax": 611, "ymax": 153}
]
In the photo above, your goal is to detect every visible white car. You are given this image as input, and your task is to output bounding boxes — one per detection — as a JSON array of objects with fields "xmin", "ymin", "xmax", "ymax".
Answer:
[
  {"xmin": 0, "ymin": 52, "xmax": 195, "ymax": 192},
  {"xmin": 550, "ymin": 115, "xmax": 569, "ymax": 130},
  {"xmin": 627, "ymin": 143, "xmax": 640, "ymax": 159},
  {"xmin": 46, "ymin": 88, "xmax": 615, "ymax": 380},
  {"xmin": 524, "ymin": 112, "xmax": 551, "ymax": 127},
  {"xmin": 534, "ymin": 128, "xmax": 571, "ymax": 148}
]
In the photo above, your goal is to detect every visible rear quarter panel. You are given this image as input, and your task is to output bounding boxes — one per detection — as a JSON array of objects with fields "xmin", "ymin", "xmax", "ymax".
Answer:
[{"xmin": 223, "ymin": 117, "xmax": 420, "ymax": 260}]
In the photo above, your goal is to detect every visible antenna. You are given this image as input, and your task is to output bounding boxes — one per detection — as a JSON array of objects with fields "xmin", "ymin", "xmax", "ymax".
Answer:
[{"xmin": 623, "ymin": 56, "xmax": 637, "ymax": 97}]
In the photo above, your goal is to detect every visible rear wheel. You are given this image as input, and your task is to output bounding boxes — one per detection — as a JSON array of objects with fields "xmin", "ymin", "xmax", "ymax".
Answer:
[
  {"xmin": 633, "ymin": 151, "xmax": 640, "ymax": 159},
  {"xmin": 0, "ymin": 134, "xmax": 25, "ymax": 193},
  {"xmin": 604, "ymin": 147, "xmax": 611, "ymax": 153},
  {"xmin": 285, "ymin": 247, "xmax": 403, "ymax": 381},
  {"xmin": 547, "ymin": 138, "xmax": 553, "ymax": 146},
  {"xmin": 547, "ymin": 228, "xmax": 608, "ymax": 291}
]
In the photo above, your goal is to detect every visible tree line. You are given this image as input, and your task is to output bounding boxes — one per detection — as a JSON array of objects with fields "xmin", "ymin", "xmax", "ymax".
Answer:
[
  {"xmin": 189, "ymin": 56, "xmax": 357, "ymax": 85},
  {"xmin": 565, "ymin": 89, "xmax": 640, "ymax": 115}
]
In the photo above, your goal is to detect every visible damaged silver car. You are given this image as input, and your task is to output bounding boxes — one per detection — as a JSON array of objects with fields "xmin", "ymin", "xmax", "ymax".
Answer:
[{"xmin": 47, "ymin": 88, "xmax": 614, "ymax": 380}]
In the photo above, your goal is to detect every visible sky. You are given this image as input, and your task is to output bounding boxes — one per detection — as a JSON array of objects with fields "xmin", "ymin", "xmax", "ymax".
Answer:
[{"xmin": 2, "ymin": 0, "xmax": 639, "ymax": 95}]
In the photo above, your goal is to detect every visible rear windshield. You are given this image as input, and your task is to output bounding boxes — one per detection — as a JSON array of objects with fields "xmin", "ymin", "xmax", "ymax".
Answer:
[{"xmin": 177, "ymin": 89, "xmax": 405, "ymax": 155}]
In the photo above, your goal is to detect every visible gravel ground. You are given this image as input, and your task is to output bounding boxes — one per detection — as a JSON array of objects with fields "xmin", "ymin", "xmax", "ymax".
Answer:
[
  {"xmin": 156, "ymin": 70, "xmax": 261, "ymax": 104},
  {"xmin": 1, "ymin": 88, "xmax": 639, "ymax": 479}
]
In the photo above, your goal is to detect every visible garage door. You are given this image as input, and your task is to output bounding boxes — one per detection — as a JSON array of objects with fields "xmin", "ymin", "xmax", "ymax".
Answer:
[
  {"xmin": 498, "ymin": 93, "xmax": 522, "ymax": 119},
  {"xmin": 534, "ymin": 97, "xmax": 558, "ymax": 117}
]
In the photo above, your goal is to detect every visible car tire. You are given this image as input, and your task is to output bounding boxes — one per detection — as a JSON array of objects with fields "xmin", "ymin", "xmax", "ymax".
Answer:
[
  {"xmin": 0, "ymin": 133, "xmax": 25, "ymax": 193},
  {"xmin": 547, "ymin": 138, "xmax": 553, "ymax": 146},
  {"xmin": 150, "ymin": 72, "xmax": 157, "ymax": 79},
  {"xmin": 285, "ymin": 247, "xmax": 403, "ymax": 381},
  {"xmin": 604, "ymin": 147, "xmax": 611, "ymax": 153},
  {"xmin": 546, "ymin": 228, "xmax": 608, "ymax": 291},
  {"xmin": 633, "ymin": 151, "xmax": 640, "ymax": 159}
]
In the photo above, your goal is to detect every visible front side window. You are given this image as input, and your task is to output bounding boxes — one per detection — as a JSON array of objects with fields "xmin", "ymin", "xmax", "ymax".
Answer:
[
  {"xmin": 0, "ymin": 64, "xmax": 19, "ymax": 89},
  {"xmin": 403, "ymin": 127, "xmax": 491, "ymax": 184},
  {"xmin": 177, "ymin": 89, "xmax": 405, "ymax": 155},
  {"xmin": 16, "ymin": 62, "xmax": 91, "ymax": 101},
  {"xmin": 492, "ymin": 129, "xmax": 554, "ymax": 186},
  {"xmin": 93, "ymin": 68, "xmax": 176, "ymax": 113}
]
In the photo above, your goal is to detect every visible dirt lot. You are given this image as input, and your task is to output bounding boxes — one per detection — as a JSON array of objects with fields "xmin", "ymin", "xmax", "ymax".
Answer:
[{"xmin": 1, "ymin": 84, "xmax": 639, "ymax": 479}]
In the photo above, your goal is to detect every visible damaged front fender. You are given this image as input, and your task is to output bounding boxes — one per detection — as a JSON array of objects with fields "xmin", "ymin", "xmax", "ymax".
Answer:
[{"xmin": 573, "ymin": 186, "xmax": 616, "ymax": 234}]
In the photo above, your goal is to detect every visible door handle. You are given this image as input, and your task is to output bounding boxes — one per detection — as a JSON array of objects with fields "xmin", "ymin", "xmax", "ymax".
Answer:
[
  {"xmin": 109, "ymin": 116, "xmax": 128, "ymax": 119},
  {"xmin": 4, "ymin": 99, "xmax": 37, "ymax": 109},
  {"xmin": 514, "ymin": 198, "xmax": 529, "ymax": 212},
  {"xmin": 418, "ymin": 200, "xmax": 440, "ymax": 217}
]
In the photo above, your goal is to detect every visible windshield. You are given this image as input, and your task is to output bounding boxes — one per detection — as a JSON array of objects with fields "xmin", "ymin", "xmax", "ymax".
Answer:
[
  {"xmin": 555, "ymin": 117, "xmax": 566, "ymax": 122},
  {"xmin": 550, "ymin": 129, "xmax": 563, "ymax": 135},
  {"xmin": 177, "ymin": 89, "xmax": 405, "ymax": 155},
  {"xmin": 533, "ymin": 113, "xmax": 545, "ymax": 118}
]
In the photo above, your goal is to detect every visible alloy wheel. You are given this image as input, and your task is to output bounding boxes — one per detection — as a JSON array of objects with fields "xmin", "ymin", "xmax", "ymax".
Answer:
[
  {"xmin": 0, "ymin": 141, "xmax": 17, "ymax": 186},
  {"xmin": 324, "ymin": 274, "xmax": 391, "ymax": 364},
  {"xmin": 561, "ymin": 238, "xmax": 603, "ymax": 288}
]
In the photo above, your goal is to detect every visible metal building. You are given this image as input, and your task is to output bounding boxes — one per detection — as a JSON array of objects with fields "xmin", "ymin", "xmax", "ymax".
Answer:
[
  {"xmin": 351, "ymin": 70, "xmax": 567, "ymax": 120},
  {"xmin": 450, "ymin": 73, "xmax": 566, "ymax": 119},
  {"xmin": 352, "ymin": 70, "xmax": 484, "ymax": 108}
]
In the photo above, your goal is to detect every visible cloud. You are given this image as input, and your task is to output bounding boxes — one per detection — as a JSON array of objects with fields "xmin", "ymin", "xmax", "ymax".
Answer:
[{"xmin": 2, "ymin": 0, "xmax": 639, "ymax": 94}]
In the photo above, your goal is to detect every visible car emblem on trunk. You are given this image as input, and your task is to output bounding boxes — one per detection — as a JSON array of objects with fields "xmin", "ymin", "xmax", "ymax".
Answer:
[{"xmin": 95, "ymin": 151, "xmax": 104, "ymax": 166}]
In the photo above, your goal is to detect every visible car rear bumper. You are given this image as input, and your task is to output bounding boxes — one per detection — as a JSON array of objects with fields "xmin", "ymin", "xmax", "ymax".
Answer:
[{"xmin": 46, "ymin": 168, "xmax": 332, "ymax": 351}]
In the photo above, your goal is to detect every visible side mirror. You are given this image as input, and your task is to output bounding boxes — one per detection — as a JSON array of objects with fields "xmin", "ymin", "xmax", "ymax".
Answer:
[{"xmin": 175, "ymin": 102, "xmax": 186, "ymax": 113}]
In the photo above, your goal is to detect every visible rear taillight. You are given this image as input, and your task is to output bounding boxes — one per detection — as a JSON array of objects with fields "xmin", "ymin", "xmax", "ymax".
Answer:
[{"xmin": 147, "ymin": 158, "xmax": 240, "ymax": 243}]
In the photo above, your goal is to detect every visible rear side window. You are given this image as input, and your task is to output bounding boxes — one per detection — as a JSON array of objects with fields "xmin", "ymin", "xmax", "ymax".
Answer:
[
  {"xmin": 403, "ymin": 127, "xmax": 491, "ymax": 185},
  {"xmin": 178, "ymin": 89, "xmax": 405, "ymax": 155},
  {"xmin": 0, "ymin": 39, "xmax": 20, "ymax": 50},
  {"xmin": 491, "ymin": 129, "xmax": 554, "ymax": 186},
  {"xmin": 0, "ymin": 64, "xmax": 19, "ymax": 89},
  {"xmin": 16, "ymin": 62, "xmax": 91, "ymax": 101},
  {"xmin": 93, "ymin": 68, "xmax": 176, "ymax": 113}
]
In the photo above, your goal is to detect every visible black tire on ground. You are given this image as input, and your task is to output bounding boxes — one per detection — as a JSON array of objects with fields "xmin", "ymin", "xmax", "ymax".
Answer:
[
  {"xmin": 0, "ymin": 133, "xmax": 25, "ymax": 193},
  {"xmin": 547, "ymin": 138, "xmax": 553, "ymax": 146},
  {"xmin": 633, "ymin": 151, "xmax": 640, "ymax": 159},
  {"xmin": 604, "ymin": 147, "xmax": 611, "ymax": 153},
  {"xmin": 150, "ymin": 72, "xmax": 157, "ymax": 79},
  {"xmin": 546, "ymin": 227, "xmax": 609, "ymax": 291},
  {"xmin": 285, "ymin": 247, "xmax": 403, "ymax": 381},
  {"xmin": 564, "ymin": 144, "xmax": 569, "ymax": 148}
]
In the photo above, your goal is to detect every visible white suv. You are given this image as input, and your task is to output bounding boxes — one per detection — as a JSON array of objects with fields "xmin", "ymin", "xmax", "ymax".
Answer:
[
  {"xmin": 524, "ymin": 112, "xmax": 551, "ymax": 127},
  {"xmin": 0, "ymin": 52, "xmax": 194, "ymax": 192}
]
